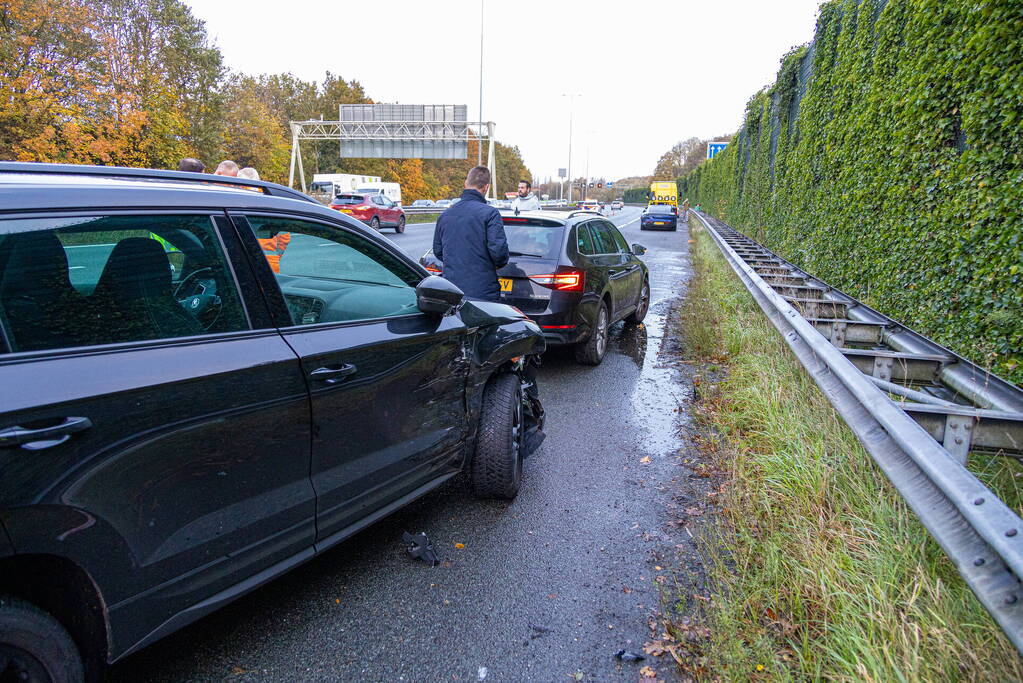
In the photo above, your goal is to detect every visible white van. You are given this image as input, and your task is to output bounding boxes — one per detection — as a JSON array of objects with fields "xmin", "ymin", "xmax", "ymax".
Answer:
[
  {"xmin": 356, "ymin": 182, "xmax": 402, "ymax": 206},
  {"xmin": 310, "ymin": 173, "xmax": 381, "ymax": 197}
]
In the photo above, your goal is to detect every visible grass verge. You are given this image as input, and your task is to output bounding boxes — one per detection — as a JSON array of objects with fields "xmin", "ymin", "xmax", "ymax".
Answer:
[
  {"xmin": 407, "ymin": 212, "xmax": 440, "ymax": 224},
  {"xmin": 675, "ymin": 219, "xmax": 1022, "ymax": 680}
]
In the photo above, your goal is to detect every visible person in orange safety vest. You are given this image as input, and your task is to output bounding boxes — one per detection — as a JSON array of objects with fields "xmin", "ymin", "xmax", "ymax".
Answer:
[{"xmin": 258, "ymin": 232, "xmax": 291, "ymax": 273}]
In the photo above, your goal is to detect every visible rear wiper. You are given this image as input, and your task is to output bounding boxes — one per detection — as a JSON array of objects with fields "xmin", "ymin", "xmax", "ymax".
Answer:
[{"xmin": 508, "ymin": 250, "xmax": 543, "ymax": 257}]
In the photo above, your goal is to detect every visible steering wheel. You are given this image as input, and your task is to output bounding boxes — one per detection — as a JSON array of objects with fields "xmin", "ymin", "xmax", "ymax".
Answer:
[{"xmin": 174, "ymin": 267, "xmax": 222, "ymax": 329}]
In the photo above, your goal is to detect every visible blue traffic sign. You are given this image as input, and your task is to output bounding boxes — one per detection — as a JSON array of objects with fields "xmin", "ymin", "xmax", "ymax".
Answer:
[{"xmin": 707, "ymin": 142, "xmax": 728, "ymax": 159}]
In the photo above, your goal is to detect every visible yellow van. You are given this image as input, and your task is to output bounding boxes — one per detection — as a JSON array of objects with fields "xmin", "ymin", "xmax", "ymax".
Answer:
[{"xmin": 649, "ymin": 181, "xmax": 678, "ymax": 208}]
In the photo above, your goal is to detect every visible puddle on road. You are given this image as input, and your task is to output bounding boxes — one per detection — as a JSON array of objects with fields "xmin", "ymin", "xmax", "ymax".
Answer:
[{"xmin": 608, "ymin": 247, "xmax": 692, "ymax": 458}]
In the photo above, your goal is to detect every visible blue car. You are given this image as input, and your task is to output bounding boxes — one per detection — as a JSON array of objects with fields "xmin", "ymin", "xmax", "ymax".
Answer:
[{"xmin": 640, "ymin": 204, "xmax": 678, "ymax": 231}]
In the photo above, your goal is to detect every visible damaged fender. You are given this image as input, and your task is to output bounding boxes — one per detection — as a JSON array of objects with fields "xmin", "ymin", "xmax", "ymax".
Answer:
[{"xmin": 459, "ymin": 300, "xmax": 547, "ymax": 461}]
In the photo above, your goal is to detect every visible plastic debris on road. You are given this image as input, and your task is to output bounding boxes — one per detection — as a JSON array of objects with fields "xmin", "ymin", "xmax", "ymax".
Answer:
[
  {"xmin": 614, "ymin": 649, "xmax": 646, "ymax": 662},
  {"xmin": 403, "ymin": 531, "xmax": 439, "ymax": 566}
]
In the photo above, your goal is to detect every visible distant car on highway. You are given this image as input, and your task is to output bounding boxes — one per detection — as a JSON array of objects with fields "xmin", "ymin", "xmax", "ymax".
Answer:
[
  {"xmin": 435, "ymin": 199, "xmax": 452, "ymax": 208},
  {"xmin": 577, "ymin": 200, "xmax": 600, "ymax": 212},
  {"xmin": 0, "ymin": 161, "xmax": 547, "ymax": 680},
  {"xmin": 421, "ymin": 210, "xmax": 649, "ymax": 366},
  {"xmin": 330, "ymin": 193, "xmax": 406, "ymax": 233},
  {"xmin": 610, "ymin": 200, "xmax": 624, "ymax": 210},
  {"xmin": 640, "ymin": 204, "xmax": 678, "ymax": 231},
  {"xmin": 411, "ymin": 199, "xmax": 435, "ymax": 208}
]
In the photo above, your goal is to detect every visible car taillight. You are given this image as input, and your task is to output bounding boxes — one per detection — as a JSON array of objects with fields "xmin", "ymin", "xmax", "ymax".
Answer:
[
  {"xmin": 528, "ymin": 269, "xmax": 584, "ymax": 292},
  {"xmin": 425, "ymin": 265, "xmax": 442, "ymax": 274}
]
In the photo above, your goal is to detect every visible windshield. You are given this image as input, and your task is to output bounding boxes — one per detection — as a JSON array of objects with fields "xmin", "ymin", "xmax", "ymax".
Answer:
[
  {"xmin": 646, "ymin": 205, "xmax": 673, "ymax": 213},
  {"xmin": 502, "ymin": 222, "xmax": 564, "ymax": 258}
]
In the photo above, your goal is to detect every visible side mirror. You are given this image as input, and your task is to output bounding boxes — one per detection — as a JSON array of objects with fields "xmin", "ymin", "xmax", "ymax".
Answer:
[
  {"xmin": 632, "ymin": 244, "xmax": 647, "ymax": 256},
  {"xmin": 416, "ymin": 275, "xmax": 464, "ymax": 315}
]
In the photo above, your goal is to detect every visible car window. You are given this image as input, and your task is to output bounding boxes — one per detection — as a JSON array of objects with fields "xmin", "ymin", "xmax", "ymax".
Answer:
[
  {"xmin": 588, "ymin": 221, "xmax": 616, "ymax": 254},
  {"xmin": 575, "ymin": 224, "xmax": 595, "ymax": 255},
  {"xmin": 0, "ymin": 214, "xmax": 248, "ymax": 353},
  {"xmin": 604, "ymin": 221, "xmax": 630, "ymax": 254},
  {"xmin": 244, "ymin": 215, "xmax": 422, "ymax": 325},
  {"xmin": 333, "ymin": 195, "xmax": 363, "ymax": 205},
  {"xmin": 503, "ymin": 222, "xmax": 564, "ymax": 258}
]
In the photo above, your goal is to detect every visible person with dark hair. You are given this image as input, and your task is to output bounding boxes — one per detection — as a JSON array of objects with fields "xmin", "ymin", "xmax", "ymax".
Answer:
[
  {"xmin": 177, "ymin": 158, "xmax": 205, "ymax": 173},
  {"xmin": 511, "ymin": 179, "xmax": 541, "ymax": 212},
  {"xmin": 432, "ymin": 166, "xmax": 509, "ymax": 302}
]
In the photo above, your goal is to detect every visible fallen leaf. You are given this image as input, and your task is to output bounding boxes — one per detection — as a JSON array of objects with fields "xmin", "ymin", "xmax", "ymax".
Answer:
[
  {"xmin": 230, "ymin": 666, "xmax": 246, "ymax": 675},
  {"xmin": 643, "ymin": 641, "xmax": 666, "ymax": 656},
  {"xmin": 622, "ymin": 586, "xmax": 633, "ymax": 594},
  {"xmin": 654, "ymin": 566, "xmax": 663, "ymax": 571},
  {"xmin": 639, "ymin": 456, "xmax": 652, "ymax": 464},
  {"xmin": 454, "ymin": 543, "xmax": 465, "ymax": 549},
  {"xmin": 639, "ymin": 665, "xmax": 657, "ymax": 678},
  {"xmin": 567, "ymin": 671, "xmax": 584, "ymax": 681}
]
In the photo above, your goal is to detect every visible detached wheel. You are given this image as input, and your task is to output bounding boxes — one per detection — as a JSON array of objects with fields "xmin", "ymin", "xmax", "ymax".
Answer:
[
  {"xmin": 575, "ymin": 301, "xmax": 609, "ymax": 365},
  {"xmin": 626, "ymin": 279, "xmax": 650, "ymax": 324},
  {"xmin": 369, "ymin": 216, "xmax": 380, "ymax": 230},
  {"xmin": 0, "ymin": 595, "xmax": 83, "ymax": 683},
  {"xmin": 471, "ymin": 373, "xmax": 524, "ymax": 499},
  {"xmin": 395, "ymin": 216, "xmax": 406, "ymax": 234}
]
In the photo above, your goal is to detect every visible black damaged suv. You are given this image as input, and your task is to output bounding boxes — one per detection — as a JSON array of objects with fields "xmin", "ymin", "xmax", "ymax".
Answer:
[{"xmin": 0, "ymin": 163, "xmax": 545, "ymax": 681}]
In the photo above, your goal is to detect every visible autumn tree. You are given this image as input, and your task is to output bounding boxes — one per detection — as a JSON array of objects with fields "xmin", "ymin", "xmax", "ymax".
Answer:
[{"xmin": 652, "ymin": 137, "xmax": 708, "ymax": 179}]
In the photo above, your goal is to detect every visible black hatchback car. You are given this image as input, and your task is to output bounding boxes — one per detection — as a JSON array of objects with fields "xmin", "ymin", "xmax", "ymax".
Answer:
[
  {"xmin": 422, "ymin": 210, "xmax": 649, "ymax": 366},
  {"xmin": 0, "ymin": 163, "xmax": 545, "ymax": 682}
]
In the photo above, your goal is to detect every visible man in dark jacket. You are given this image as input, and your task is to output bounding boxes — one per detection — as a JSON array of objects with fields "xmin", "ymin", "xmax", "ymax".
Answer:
[{"xmin": 432, "ymin": 166, "xmax": 509, "ymax": 302}]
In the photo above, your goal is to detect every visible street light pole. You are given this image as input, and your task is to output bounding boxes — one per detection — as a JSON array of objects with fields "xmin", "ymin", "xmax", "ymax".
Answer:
[
  {"xmin": 563, "ymin": 93, "xmax": 579, "ymax": 203},
  {"xmin": 477, "ymin": 0, "xmax": 484, "ymax": 167}
]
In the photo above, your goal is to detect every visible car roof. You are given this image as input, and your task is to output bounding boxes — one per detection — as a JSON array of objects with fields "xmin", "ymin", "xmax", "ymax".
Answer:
[
  {"xmin": 497, "ymin": 209, "xmax": 613, "ymax": 225},
  {"xmin": 0, "ymin": 162, "xmax": 378, "ymax": 237}
]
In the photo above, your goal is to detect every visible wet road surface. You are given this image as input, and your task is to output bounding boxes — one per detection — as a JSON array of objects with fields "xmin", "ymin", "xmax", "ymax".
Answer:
[{"xmin": 109, "ymin": 206, "xmax": 695, "ymax": 682}]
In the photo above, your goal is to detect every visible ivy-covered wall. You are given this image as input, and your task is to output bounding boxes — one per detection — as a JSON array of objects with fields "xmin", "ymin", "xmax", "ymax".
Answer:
[{"xmin": 682, "ymin": 0, "xmax": 1022, "ymax": 385}]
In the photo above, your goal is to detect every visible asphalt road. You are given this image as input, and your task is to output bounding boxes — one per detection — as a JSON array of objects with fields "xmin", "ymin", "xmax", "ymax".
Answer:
[{"xmin": 110, "ymin": 205, "xmax": 696, "ymax": 682}]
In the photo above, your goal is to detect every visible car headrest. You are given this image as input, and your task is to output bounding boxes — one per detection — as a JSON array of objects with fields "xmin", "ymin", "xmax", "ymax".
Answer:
[
  {"xmin": 0, "ymin": 231, "xmax": 73, "ymax": 300},
  {"xmin": 93, "ymin": 237, "xmax": 174, "ymax": 302}
]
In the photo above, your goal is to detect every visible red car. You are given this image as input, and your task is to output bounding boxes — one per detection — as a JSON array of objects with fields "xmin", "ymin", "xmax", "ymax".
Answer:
[{"xmin": 329, "ymin": 193, "xmax": 406, "ymax": 233}]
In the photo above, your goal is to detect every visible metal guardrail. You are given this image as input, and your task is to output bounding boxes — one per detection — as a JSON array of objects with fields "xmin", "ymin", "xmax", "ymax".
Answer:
[{"xmin": 691, "ymin": 211, "xmax": 1023, "ymax": 652}]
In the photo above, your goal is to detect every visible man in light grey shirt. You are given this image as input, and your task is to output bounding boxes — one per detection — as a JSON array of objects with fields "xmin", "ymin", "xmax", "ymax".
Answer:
[{"xmin": 510, "ymin": 180, "xmax": 542, "ymax": 213}]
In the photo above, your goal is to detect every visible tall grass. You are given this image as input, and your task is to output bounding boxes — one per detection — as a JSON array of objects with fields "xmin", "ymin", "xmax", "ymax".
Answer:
[{"xmin": 677, "ymin": 222, "xmax": 1022, "ymax": 680}]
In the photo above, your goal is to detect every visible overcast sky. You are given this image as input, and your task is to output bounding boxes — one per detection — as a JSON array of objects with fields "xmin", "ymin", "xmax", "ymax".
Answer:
[{"xmin": 183, "ymin": 0, "xmax": 824, "ymax": 182}]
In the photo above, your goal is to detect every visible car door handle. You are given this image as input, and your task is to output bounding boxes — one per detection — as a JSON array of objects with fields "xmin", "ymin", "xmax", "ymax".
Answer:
[
  {"xmin": 309, "ymin": 364, "xmax": 358, "ymax": 383},
  {"xmin": 0, "ymin": 416, "xmax": 93, "ymax": 449}
]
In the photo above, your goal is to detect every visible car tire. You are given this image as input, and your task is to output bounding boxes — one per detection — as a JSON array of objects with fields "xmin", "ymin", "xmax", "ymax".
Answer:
[
  {"xmin": 395, "ymin": 216, "xmax": 406, "ymax": 234},
  {"xmin": 0, "ymin": 595, "xmax": 84, "ymax": 683},
  {"xmin": 471, "ymin": 373, "xmax": 523, "ymax": 499},
  {"xmin": 369, "ymin": 216, "xmax": 380, "ymax": 230},
  {"xmin": 626, "ymin": 279, "xmax": 650, "ymax": 324},
  {"xmin": 575, "ymin": 301, "xmax": 609, "ymax": 366},
  {"xmin": 639, "ymin": 225, "xmax": 647, "ymax": 231}
]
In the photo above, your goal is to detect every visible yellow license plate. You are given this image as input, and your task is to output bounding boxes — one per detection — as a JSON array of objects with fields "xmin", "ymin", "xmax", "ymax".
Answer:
[
  {"xmin": 499, "ymin": 278, "xmax": 513, "ymax": 292},
  {"xmin": 654, "ymin": 221, "xmax": 665, "ymax": 225},
  {"xmin": 340, "ymin": 209, "xmax": 353, "ymax": 214}
]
